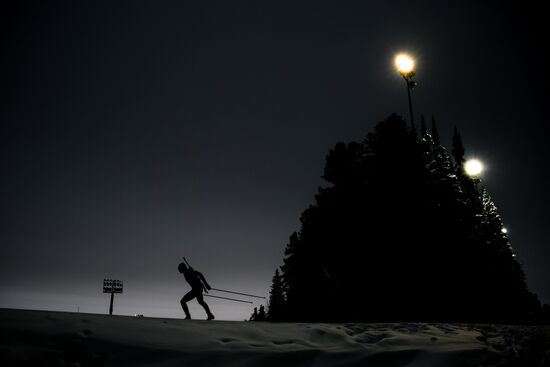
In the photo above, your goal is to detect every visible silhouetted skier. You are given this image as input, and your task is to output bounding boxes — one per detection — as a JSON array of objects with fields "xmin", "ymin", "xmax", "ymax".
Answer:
[
  {"xmin": 178, "ymin": 261, "xmax": 215, "ymax": 320},
  {"xmin": 256, "ymin": 305, "xmax": 266, "ymax": 321},
  {"xmin": 250, "ymin": 307, "xmax": 258, "ymax": 321}
]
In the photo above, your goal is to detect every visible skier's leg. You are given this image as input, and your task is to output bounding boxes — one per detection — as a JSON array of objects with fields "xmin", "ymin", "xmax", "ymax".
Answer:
[
  {"xmin": 180, "ymin": 291, "xmax": 196, "ymax": 319},
  {"xmin": 196, "ymin": 293, "xmax": 215, "ymax": 320}
]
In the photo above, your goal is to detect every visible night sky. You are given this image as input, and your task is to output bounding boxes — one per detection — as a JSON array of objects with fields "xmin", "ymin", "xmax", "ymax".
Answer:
[{"xmin": 1, "ymin": 1, "xmax": 548, "ymax": 321}]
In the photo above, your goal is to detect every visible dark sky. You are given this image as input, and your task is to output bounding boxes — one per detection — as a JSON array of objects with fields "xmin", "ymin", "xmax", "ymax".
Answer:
[{"xmin": 1, "ymin": 1, "xmax": 548, "ymax": 320}]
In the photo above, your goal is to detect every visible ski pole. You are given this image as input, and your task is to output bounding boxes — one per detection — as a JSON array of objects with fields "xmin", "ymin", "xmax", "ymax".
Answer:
[
  {"xmin": 204, "ymin": 294, "xmax": 253, "ymax": 304},
  {"xmin": 211, "ymin": 288, "xmax": 266, "ymax": 299}
]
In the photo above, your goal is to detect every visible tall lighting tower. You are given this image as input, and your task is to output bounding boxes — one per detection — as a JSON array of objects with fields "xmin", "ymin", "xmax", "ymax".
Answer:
[
  {"xmin": 103, "ymin": 278, "xmax": 123, "ymax": 315},
  {"xmin": 395, "ymin": 53, "xmax": 418, "ymax": 128}
]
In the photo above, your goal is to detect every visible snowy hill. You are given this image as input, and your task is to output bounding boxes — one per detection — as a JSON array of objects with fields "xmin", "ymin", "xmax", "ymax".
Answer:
[{"xmin": 1, "ymin": 308, "xmax": 549, "ymax": 366}]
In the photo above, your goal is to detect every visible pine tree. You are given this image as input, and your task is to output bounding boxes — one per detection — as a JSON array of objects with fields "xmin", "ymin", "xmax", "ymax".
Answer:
[
  {"xmin": 420, "ymin": 114, "xmax": 427, "ymax": 137},
  {"xmin": 267, "ymin": 269, "xmax": 286, "ymax": 321},
  {"xmin": 477, "ymin": 188, "xmax": 540, "ymax": 318},
  {"xmin": 257, "ymin": 305, "xmax": 266, "ymax": 321},
  {"xmin": 281, "ymin": 231, "xmax": 307, "ymax": 320},
  {"xmin": 452, "ymin": 126, "xmax": 465, "ymax": 169},
  {"xmin": 542, "ymin": 304, "xmax": 550, "ymax": 322}
]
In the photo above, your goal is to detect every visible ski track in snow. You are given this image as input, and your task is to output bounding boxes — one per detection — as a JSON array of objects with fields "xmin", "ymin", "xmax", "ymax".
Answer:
[{"xmin": 1, "ymin": 308, "xmax": 549, "ymax": 366}]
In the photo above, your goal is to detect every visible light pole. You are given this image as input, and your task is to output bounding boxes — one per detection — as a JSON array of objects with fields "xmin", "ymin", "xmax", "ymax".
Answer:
[
  {"xmin": 395, "ymin": 53, "xmax": 418, "ymax": 128},
  {"xmin": 464, "ymin": 158, "xmax": 484, "ymax": 189}
]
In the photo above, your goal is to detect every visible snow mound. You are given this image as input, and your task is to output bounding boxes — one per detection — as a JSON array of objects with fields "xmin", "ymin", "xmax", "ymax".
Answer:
[{"xmin": 1, "ymin": 308, "xmax": 549, "ymax": 366}]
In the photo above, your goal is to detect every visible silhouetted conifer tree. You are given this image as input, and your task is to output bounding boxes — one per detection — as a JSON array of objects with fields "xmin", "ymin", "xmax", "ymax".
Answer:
[
  {"xmin": 542, "ymin": 304, "xmax": 550, "ymax": 323},
  {"xmin": 475, "ymin": 188, "xmax": 540, "ymax": 319},
  {"xmin": 420, "ymin": 114, "xmax": 427, "ymax": 137},
  {"xmin": 452, "ymin": 126, "xmax": 465, "ymax": 169},
  {"xmin": 281, "ymin": 231, "xmax": 309, "ymax": 321},
  {"xmin": 267, "ymin": 269, "xmax": 286, "ymax": 321}
]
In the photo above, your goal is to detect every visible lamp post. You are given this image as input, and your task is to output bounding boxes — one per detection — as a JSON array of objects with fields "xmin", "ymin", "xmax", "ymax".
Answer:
[
  {"xmin": 395, "ymin": 53, "xmax": 417, "ymax": 128},
  {"xmin": 464, "ymin": 158, "xmax": 484, "ymax": 189}
]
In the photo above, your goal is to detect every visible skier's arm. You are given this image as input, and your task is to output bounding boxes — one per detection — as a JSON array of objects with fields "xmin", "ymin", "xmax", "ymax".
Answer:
[{"xmin": 197, "ymin": 272, "xmax": 211, "ymax": 291}]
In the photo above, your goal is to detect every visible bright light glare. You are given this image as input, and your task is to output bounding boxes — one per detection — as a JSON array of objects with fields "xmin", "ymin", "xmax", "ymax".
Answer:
[
  {"xmin": 464, "ymin": 159, "xmax": 484, "ymax": 177},
  {"xmin": 395, "ymin": 53, "xmax": 415, "ymax": 74},
  {"xmin": 501, "ymin": 228, "xmax": 508, "ymax": 234}
]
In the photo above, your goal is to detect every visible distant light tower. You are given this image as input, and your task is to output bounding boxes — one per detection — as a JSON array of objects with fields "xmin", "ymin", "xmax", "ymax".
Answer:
[
  {"xmin": 464, "ymin": 159, "xmax": 484, "ymax": 177},
  {"xmin": 394, "ymin": 53, "xmax": 418, "ymax": 128},
  {"xmin": 464, "ymin": 158, "xmax": 484, "ymax": 188},
  {"xmin": 103, "ymin": 278, "xmax": 123, "ymax": 315}
]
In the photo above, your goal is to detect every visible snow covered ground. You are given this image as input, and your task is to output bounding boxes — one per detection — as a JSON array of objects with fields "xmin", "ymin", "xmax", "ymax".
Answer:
[{"xmin": 1, "ymin": 308, "xmax": 549, "ymax": 366}]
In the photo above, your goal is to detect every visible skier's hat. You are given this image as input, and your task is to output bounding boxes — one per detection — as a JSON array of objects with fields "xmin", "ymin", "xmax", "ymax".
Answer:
[{"xmin": 178, "ymin": 262, "xmax": 187, "ymax": 273}]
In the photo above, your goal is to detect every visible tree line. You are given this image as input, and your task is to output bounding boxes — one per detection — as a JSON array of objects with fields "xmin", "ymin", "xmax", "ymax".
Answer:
[{"xmin": 258, "ymin": 114, "xmax": 544, "ymax": 323}]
